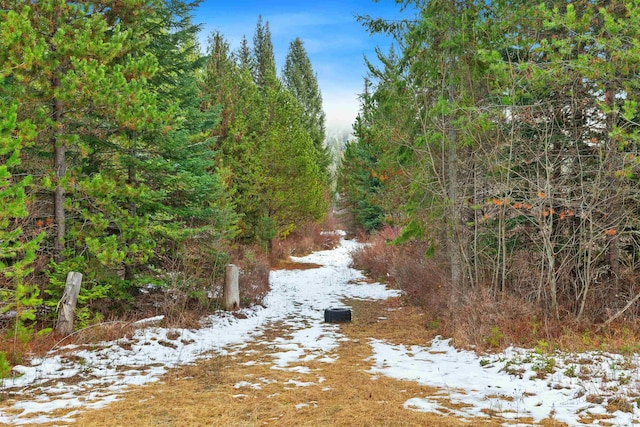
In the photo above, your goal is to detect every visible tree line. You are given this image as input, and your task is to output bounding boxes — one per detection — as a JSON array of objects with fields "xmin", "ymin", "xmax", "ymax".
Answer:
[
  {"xmin": 339, "ymin": 0, "xmax": 640, "ymax": 323},
  {"xmin": 0, "ymin": 0, "xmax": 329, "ymax": 337}
]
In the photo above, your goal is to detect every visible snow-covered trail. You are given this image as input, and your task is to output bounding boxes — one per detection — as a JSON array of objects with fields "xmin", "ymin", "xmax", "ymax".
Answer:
[
  {"xmin": 1, "ymin": 235, "xmax": 640, "ymax": 426},
  {"xmin": 0, "ymin": 235, "xmax": 399, "ymax": 425}
]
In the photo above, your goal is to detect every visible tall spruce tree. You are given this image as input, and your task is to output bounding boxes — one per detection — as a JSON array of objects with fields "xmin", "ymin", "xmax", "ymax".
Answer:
[
  {"xmin": 237, "ymin": 35, "xmax": 255, "ymax": 74},
  {"xmin": 252, "ymin": 16, "xmax": 277, "ymax": 89},
  {"xmin": 282, "ymin": 38, "xmax": 330, "ymax": 174},
  {"xmin": 124, "ymin": 1, "xmax": 239, "ymax": 285}
]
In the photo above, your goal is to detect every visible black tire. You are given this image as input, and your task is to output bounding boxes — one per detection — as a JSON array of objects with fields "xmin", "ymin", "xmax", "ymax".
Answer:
[{"xmin": 324, "ymin": 308, "xmax": 352, "ymax": 323}]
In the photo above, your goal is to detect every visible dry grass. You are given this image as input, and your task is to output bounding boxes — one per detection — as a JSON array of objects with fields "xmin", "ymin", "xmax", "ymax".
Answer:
[
  {"xmin": 270, "ymin": 221, "xmax": 341, "ymax": 263},
  {"xmin": 29, "ymin": 297, "xmax": 517, "ymax": 427},
  {"xmin": 0, "ymin": 320, "xmax": 144, "ymax": 367}
]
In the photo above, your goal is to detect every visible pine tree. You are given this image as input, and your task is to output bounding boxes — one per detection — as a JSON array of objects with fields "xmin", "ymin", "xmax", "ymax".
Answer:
[
  {"xmin": 282, "ymin": 37, "xmax": 330, "ymax": 175},
  {"xmin": 2, "ymin": 1, "xmax": 173, "ymax": 314},
  {"xmin": 256, "ymin": 85, "xmax": 329, "ymax": 240},
  {"xmin": 0, "ymin": 2, "xmax": 146, "ymax": 311},
  {"xmin": 0, "ymin": 6, "xmax": 45, "ymax": 343},
  {"xmin": 237, "ymin": 35, "xmax": 255, "ymax": 73},
  {"xmin": 0, "ymin": 97, "xmax": 43, "ymax": 343},
  {"xmin": 0, "ymin": 1, "xmax": 241, "ymax": 320},
  {"xmin": 252, "ymin": 16, "xmax": 277, "ymax": 89},
  {"xmin": 202, "ymin": 27, "xmax": 331, "ymax": 246},
  {"xmin": 201, "ymin": 31, "xmax": 265, "ymax": 241}
]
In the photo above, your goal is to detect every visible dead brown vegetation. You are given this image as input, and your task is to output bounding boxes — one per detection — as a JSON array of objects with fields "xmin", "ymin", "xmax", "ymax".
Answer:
[
  {"xmin": 270, "ymin": 218, "xmax": 342, "ymax": 263},
  {"xmin": 350, "ymin": 229, "xmax": 448, "ymax": 319},
  {"xmin": 350, "ymin": 229, "xmax": 640, "ymax": 353}
]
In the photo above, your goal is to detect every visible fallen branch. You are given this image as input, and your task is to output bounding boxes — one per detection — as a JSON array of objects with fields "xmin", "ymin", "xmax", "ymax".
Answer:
[{"xmin": 598, "ymin": 292, "xmax": 640, "ymax": 330}]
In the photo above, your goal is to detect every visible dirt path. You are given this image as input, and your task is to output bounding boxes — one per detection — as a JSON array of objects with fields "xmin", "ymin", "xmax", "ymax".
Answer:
[
  {"xmin": 0, "ymin": 238, "xmax": 575, "ymax": 427},
  {"xmin": 68, "ymin": 297, "xmax": 538, "ymax": 427}
]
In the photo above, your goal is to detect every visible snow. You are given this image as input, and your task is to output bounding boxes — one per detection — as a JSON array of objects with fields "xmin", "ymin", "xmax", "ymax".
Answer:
[
  {"xmin": 1, "ymin": 234, "xmax": 639, "ymax": 426},
  {"xmin": 369, "ymin": 338, "xmax": 640, "ymax": 426},
  {"xmin": 0, "ymin": 235, "xmax": 397, "ymax": 425}
]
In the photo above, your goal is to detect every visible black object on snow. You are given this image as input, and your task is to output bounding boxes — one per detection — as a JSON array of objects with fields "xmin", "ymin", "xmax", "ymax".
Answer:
[{"xmin": 324, "ymin": 308, "xmax": 352, "ymax": 323}]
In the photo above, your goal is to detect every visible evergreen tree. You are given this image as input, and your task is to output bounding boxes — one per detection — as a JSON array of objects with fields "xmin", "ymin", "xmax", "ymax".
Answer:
[
  {"xmin": 0, "ymin": 1, "xmax": 164, "ymax": 312},
  {"xmin": 203, "ymin": 32, "xmax": 240, "ymax": 137},
  {"xmin": 0, "ymin": 0, "xmax": 236, "ymax": 317},
  {"xmin": 252, "ymin": 16, "xmax": 277, "ymax": 89},
  {"xmin": 256, "ymin": 85, "xmax": 329, "ymax": 241},
  {"xmin": 125, "ymin": 1, "xmax": 239, "ymax": 286},
  {"xmin": 339, "ymin": 117, "xmax": 385, "ymax": 232},
  {"xmin": 145, "ymin": 0, "xmax": 205, "ymax": 100},
  {"xmin": 202, "ymin": 27, "xmax": 330, "ymax": 246},
  {"xmin": 338, "ymin": 48, "xmax": 417, "ymax": 233},
  {"xmin": 0, "ymin": 6, "xmax": 45, "ymax": 342},
  {"xmin": 0, "ymin": 96, "xmax": 43, "ymax": 345},
  {"xmin": 282, "ymin": 37, "xmax": 330, "ymax": 174},
  {"xmin": 201, "ymin": 32, "xmax": 261, "ymax": 240},
  {"xmin": 237, "ymin": 35, "xmax": 255, "ymax": 73}
]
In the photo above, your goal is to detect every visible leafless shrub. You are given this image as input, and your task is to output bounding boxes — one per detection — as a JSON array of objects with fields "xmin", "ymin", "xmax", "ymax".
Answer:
[
  {"xmin": 391, "ymin": 242, "xmax": 448, "ymax": 314},
  {"xmin": 233, "ymin": 245, "xmax": 271, "ymax": 307},
  {"xmin": 445, "ymin": 287, "xmax": 547, "ymax": 349},
  {"xmin": 350, "ymin": 234, "xmax": 397, "ymax": 281},
  {"xmin": 271, "ymin": 221, "xmax": 341, "ymax": 263}
]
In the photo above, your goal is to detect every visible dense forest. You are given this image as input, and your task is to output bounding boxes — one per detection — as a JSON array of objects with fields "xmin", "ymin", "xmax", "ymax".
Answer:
[
  {"xmin": 340, "ymin": 0, "xmax": 640, "ymax": 338},
  {"xmin": 0, "ymin": 0, "xmax": 330, "ymax": 344}
]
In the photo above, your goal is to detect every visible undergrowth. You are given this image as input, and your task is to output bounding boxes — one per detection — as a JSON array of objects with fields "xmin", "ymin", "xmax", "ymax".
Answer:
[
  {"xmin": 0, "ymin": 216, "xmax": 343, "ymax": 363},
  {"xmin": 350, "ymin": 225, "xmax": 640, "ymax": 354}
]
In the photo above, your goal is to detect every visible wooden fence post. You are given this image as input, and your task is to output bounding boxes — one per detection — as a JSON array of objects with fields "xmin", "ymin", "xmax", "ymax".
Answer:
[
  {"xmin": 223, "ymin": 264, "xmax": 240, "ymax": 311},
  {"xmin": 56, "ymin": 271, "xmax": 82, "ymax": 336}
]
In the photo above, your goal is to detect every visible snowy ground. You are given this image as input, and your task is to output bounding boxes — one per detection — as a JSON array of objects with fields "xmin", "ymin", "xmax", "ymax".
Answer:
[
  {"xmin": 370, "ymin": 338, "xmax": 640, "ymax": 426},
  {"xmin": 0, "ymin": 236, "xmax": 397, "ymax": 425},
  {"xmin": 1, "ymin": 235, "xmax": 640, "ymax": 426}
]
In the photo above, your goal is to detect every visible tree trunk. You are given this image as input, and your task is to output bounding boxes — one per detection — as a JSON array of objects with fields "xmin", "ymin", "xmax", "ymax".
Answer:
[
  {"xmin": 447, "ymin": 113, "xmax": 463, "ymax": 298},
  {"xmin": 604, "ymin": 88, "xmax": 620, "ymax": 283},
  {"xmin": 125, "ymin": 132, "xmax": 137, "ymax": 282},
  {"xmin": 52, "ymin": 73, "xmax": 66, "ymax": 263},
  {"xmin": 446, "ymin": 68, "xmax": 465, "ymax": 299}
]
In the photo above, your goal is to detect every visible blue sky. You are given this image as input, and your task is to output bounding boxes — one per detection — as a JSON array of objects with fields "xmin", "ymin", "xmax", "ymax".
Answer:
[{"xmin": 194, "ymin": 0, "xmax": 414, "ymax": 132}]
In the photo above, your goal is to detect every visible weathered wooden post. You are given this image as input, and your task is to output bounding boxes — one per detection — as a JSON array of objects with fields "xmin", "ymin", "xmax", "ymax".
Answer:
[
  {"xmin": 56, "ymin": 271, "xmax": 82, "ymax": 336},
  {"xmin": 223, "ymin": 264, "xmax": 240, "ymax": 311}
]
